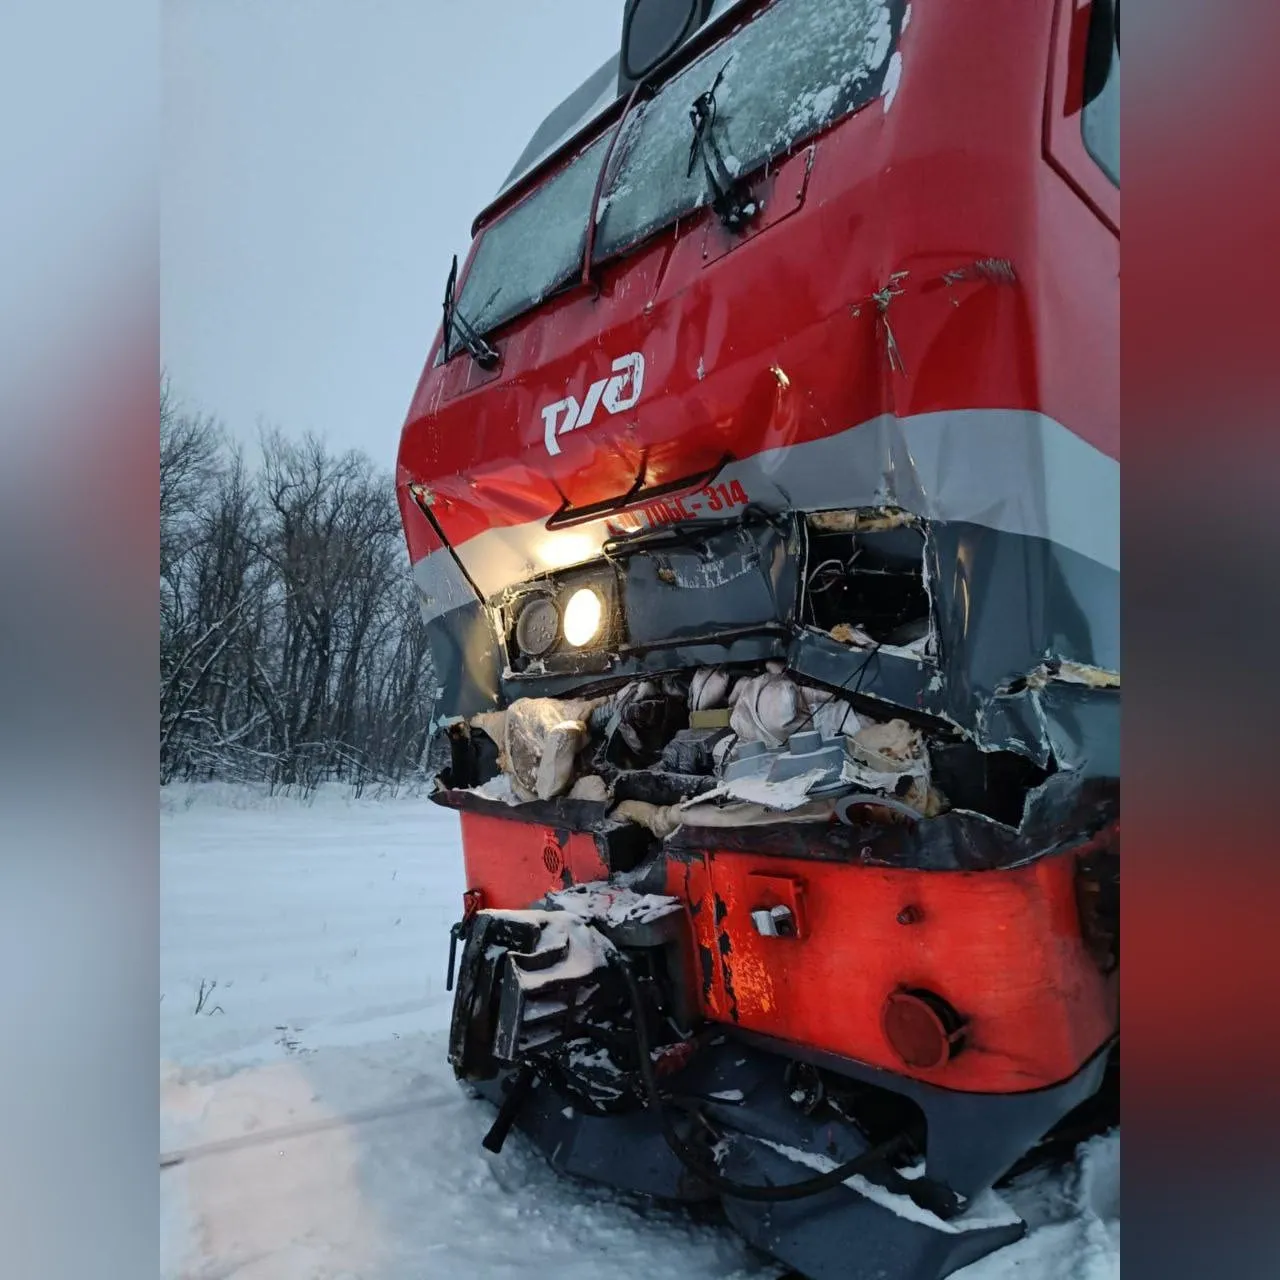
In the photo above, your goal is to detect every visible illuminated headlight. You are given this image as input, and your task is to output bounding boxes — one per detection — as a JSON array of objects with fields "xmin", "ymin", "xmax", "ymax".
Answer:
[
  {"xmin": 562, "ymin": 588, "xmax": 604, "ymax": 648},
  {"xmin": 506, "ymin": 572, "xmax": 617, "ymax": 669}
]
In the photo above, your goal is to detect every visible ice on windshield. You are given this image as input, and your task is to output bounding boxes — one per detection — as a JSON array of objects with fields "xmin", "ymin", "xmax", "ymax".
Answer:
[
  {"xmin": 595, "ymin": 0, "xmax": 898, "ymax": 261},
  {"xmin": 453, "ymin": 133, "xmax": 611, "ymax": 341},
  {"xmin": 450, "ymin": 0, "xmax": 901, "ymax": 351}
]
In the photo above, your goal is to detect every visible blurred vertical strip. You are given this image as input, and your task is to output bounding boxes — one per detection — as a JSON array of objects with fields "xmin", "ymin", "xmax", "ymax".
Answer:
[
  {"xmin": 0, "ymin": 0, "xmax": 158, "ymax": 1277},
  {"xmin": 1125, "ymin": 0, "xmax": 1280, "ymax": 1276}
]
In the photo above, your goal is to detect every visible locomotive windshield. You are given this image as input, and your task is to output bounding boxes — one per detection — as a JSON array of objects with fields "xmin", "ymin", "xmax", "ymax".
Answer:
[
  {"xmin": 445, "ymin": 134, "xmax": 610, "ymax": 349},
  {"xmin": 449, "ymin": 0, "xmax": 903, "ymax": 353},
  {"xmin": 594, "ymin": 0, "xmax": 901, "ymax": 258}
]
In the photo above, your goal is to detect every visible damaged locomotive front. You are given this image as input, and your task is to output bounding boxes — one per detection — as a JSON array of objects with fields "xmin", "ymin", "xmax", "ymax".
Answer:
[
  {"xmin": 394, "ymin": 1, "xmax": 1118, "ymax": 1277},
  {"xmin": 426, "ymin": 500, "xmax": 1117, "ymax": 1277},
  {"xmin": 441, "ymin": 501, "xmax": 1116, "ymax": 853}
]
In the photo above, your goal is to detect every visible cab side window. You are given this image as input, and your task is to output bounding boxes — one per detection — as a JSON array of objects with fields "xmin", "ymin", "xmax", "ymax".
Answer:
[{"xmin": 1082, "ymin": 0, "xmax": 1119, "ymax": 184}]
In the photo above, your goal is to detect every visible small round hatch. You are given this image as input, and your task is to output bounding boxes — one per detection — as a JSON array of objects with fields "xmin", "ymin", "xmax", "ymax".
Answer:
[{"xmin": 882, "ymin": 989, "xmax": 968, "ymax": 1070}]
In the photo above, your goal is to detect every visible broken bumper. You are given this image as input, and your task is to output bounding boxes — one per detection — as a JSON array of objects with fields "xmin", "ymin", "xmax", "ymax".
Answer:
[{"xmin": 470, "ymin": 1034, "xmax": 1113, "ymax": 1280}]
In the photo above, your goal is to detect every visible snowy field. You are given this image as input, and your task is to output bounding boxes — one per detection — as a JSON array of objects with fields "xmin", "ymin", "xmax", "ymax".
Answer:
[{"xmin": 160, "ymin": 784, "xmax": 1119, "ymax": 1279}]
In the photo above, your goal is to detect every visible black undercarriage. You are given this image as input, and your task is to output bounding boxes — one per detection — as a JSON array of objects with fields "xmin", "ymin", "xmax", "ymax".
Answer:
[{"xmin": 445, "ymin": 883, "xmax": 1117, "ymax": 1280}]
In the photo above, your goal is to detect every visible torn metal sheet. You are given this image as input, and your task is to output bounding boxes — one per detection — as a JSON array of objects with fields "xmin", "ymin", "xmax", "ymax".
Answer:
[
  {"xmin": 723, "ymin": 732, "xmax": 848, "ymax": 791},
  {"xmin": 624, "ymin": 518, "xmax": 800, "ymax": 645},
  {"xmin": 424, "ymin": 497, "xmax": 1117, "ymax": 845}
]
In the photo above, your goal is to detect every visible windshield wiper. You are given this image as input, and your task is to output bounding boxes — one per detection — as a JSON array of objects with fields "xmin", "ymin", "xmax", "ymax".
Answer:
[
  {"xmin": 442, "ymin": 255, "xmax": 499, "ymax": 369},
  {"xmin": 687, "ymin": 58, "xmax": 756, "ymax": 232}
]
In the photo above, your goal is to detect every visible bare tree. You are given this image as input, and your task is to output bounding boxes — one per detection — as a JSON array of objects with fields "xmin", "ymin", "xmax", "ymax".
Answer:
[
  {"xmin": 160, "ymin": 375, "xmax": 221, "ymax": 582},
  {"xmin": 159, "ymin": 386, "xmax": 436, "ymax": 790}
]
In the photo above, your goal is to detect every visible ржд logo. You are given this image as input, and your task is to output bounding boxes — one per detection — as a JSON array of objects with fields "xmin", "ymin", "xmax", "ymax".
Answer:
[{"xmin": 541, "ymin": 352, "xmax": 646, "ymax": 456}]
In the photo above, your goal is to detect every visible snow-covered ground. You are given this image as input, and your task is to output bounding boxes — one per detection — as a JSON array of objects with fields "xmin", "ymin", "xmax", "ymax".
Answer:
[{"xmin": 160, "ymin": 783, "xmax": 1118, "ymax": 1280}]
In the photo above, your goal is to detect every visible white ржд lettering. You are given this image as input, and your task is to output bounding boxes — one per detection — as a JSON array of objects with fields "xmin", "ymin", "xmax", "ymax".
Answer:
[{"xmin": 542, "ymin": 352, "xmax": 646, "ymax": 455}]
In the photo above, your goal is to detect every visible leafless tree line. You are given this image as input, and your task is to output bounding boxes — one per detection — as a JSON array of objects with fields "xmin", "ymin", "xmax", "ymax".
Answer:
[{"xmin": 160, "ymin": 381, "xmax": 435, "ymax": 792}]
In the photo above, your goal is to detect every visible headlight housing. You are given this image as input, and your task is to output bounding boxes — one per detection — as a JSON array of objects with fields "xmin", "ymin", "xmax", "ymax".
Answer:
[
  {"xmin": 513, "ymin": 595, "xmax": 560, "ymax": 657},
  {"xmin": 503, "ymin": 569, "xmax": 619, "ymax": 671}
]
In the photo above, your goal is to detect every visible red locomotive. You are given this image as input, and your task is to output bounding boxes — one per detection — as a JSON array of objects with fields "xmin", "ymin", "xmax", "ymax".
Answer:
[{"xmin": 396, "ymin": 3, "xmax": 1119, "ymax": 1276}]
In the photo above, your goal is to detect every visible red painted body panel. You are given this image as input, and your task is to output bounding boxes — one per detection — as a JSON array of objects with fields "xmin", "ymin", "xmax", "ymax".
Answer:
[
  {"xmin": 668, "ymin": 843, "xmax": 1116, "ymax": 1093},
  {"xmin": 397, "ymin": 0, "xmax": 1118, "ymax": 562},
  {"xmin": 455, "ymin": 808, "xmax": 1115, "ymax": 1094},
  {"xmin": 459, "ymin": 811, "xmax": 609, "ymax": 909}
]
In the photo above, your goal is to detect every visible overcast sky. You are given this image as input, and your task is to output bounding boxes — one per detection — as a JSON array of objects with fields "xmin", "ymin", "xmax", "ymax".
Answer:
[{"xmin": 162, "ymin": 0, "xmax": 623, "ymax": 464}]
